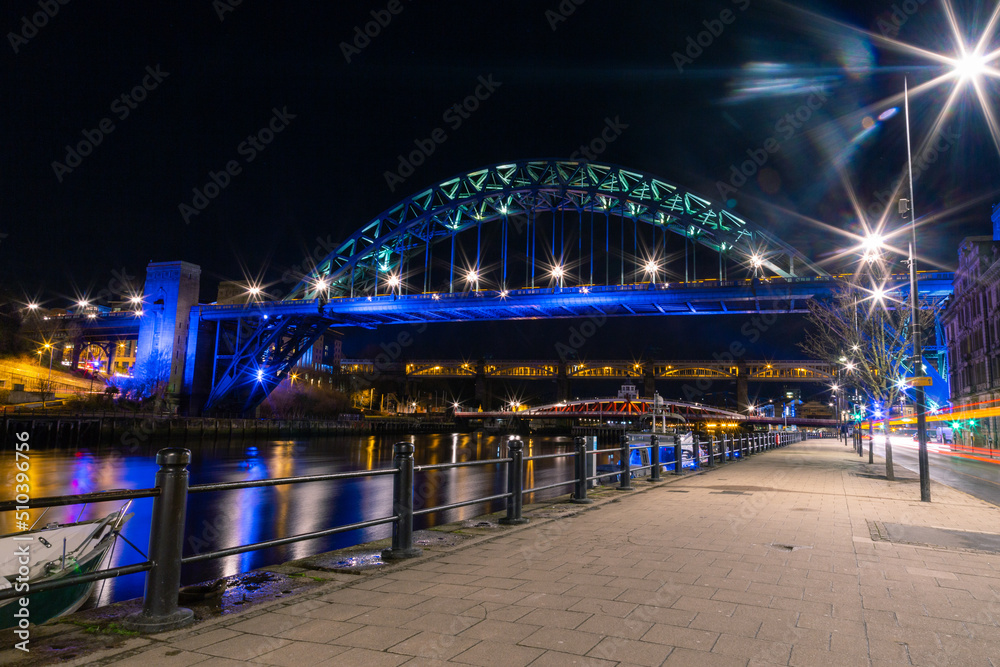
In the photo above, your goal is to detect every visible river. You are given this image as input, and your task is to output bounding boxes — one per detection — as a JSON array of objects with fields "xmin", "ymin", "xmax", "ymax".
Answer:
[{"xmin": 0, "ymin": 432, "xmax": 581, "ymax": 608}]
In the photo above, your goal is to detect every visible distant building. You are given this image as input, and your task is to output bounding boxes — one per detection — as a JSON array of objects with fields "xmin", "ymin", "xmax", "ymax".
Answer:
[
  {"xmin": 939, "ymin": 203, "xmax": 1000, "ymax": 449},
  {"xmin": 618, "ymin": 383, "xmax": 638, "ymax": 399}
]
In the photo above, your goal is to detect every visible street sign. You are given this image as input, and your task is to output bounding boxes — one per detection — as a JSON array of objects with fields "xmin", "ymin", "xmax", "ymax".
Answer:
[{"xmin": 906, "ymin": 376, "xmax": 933, "ymax": 387}]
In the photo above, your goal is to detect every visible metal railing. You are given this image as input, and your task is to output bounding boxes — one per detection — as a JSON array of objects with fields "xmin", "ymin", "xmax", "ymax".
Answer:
[{"xmin": 0, "ymin": 430, "xmax": 805, "ymax": 632}]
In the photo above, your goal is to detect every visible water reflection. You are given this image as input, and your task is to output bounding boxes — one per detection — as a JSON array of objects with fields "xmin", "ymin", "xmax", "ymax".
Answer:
[{"xmin": 0, "ymin": 433, "xmax": 573, "ymax": 607}]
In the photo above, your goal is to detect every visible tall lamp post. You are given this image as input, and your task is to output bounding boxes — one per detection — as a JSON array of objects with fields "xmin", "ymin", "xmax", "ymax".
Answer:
[
  {"xmin": 902, "ymin": 78, "xmax": 931, "ymax": 502},
  {"xmin": 41, "ymin": 343, "xmax": 53, "ymax": 409}
]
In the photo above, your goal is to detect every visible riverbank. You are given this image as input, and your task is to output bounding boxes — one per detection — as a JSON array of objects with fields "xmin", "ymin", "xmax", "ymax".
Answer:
[{"xmin": 1, "ymin": 413, "xmax": 459, "ymax": 447}]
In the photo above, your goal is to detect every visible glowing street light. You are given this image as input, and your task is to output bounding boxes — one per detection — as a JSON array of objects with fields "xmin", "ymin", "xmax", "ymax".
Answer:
[
  {"xmin": 551, "ymin": 264, "xmax": 565, "ymax": 289},
  {"xmin": 77, "ymin": 299, "xmax": 89, "ymax": 310},
  {"xmin": 129, "ymin": 295, "xmax": 143, "ymax": 305},
  {"xmin": 644, "ymin": 259, "xmax": 659, "ymax": 285},
  {"xmin": 27, "ymin": 302, "xmax": 39, "ymax": 311},
  {"xmin": 386, "ymin": 273, "xmax": 401, "ymax": 298},
  {"xmin": 954, "ymin": 51, "xmax": 988, "ymax": 81},
  {"xmin": 859, "ymin": 232, "xmax": 884, "ymax": 263},
  {"xmin": 466, "ymin": 269, "xmax": 479, "ymax": 290}
]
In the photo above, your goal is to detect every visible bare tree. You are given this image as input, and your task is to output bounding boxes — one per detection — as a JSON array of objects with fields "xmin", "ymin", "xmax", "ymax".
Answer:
[{"xmin": 800, "ymin": 278, "xmax": 918, "ymax": 480}]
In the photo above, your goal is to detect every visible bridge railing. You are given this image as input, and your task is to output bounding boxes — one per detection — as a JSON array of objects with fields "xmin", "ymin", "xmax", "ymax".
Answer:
[{"xmin": 0, "ymin": 430, "xmax": 811, "ymax": 631}]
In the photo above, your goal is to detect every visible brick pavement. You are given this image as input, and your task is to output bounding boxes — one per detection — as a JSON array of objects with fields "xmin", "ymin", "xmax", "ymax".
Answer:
[{"xmin": 47, "ymin": 439, "xmax": 1000, "ymax": 665}]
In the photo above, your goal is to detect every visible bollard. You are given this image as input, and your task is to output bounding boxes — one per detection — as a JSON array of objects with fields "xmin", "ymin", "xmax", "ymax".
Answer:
[
  {"xmin": 124, "ymin": 448, "xmax": 195, "ymax": 632},
  {"xmin": 707, "ymin": 437, "xmax": 715, "ymax": 467},
  {"xmin": 382, "ymin": 442, "xmax": 423, "ymax": 559},
  {"xmin": 649, "ymin": 434, "xmax": 661, "ymax": 482},
  {"xmin": 673, "ymin": 434, "xmax": 683, "ymax": 475},
  {"xmin": 618, "ymin": 434, "xmax": 633, "ymax": 490},
  {"xmin": 572, "ymin": 436, "xmax": 593, "ymax": 503},
  {"xmin": 500, "ymin": 439, "xmax": 529, "ymax": 524},
  {"xmin": 691, "ymin": 437, "xmax": 700, "ymax": 469},
  {"xmin": 723, "ymin": 433, "xmax": 730, "ymax": 462}
]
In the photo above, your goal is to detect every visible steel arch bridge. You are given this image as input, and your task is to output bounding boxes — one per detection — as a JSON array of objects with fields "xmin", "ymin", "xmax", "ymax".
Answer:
[
  {"xmin": 287, "ymin": 159, "xmax": 827, "ymax": 301},
  {"xmin": 197, "ymin": 160, "xmax": 880, "ymax": 415}
]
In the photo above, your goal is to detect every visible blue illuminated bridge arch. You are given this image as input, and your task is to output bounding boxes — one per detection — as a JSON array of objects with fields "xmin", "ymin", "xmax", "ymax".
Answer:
[
  {"xmin": 198, "ymin": 159, "xmax": 950, "ymax": 414},
  {"xmin": 286, "ymin": 159, "xmax": 828, "ymax": 301}
]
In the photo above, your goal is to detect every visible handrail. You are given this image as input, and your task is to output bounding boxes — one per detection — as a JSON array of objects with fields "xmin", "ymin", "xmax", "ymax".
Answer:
[
  {"xmin": 413, "ymin": 492, "xmax": 511, "ymax": 517},
  {"xmin": 414, "ymin": 458, "xmax": 511, "ymax": 472},
  {"xmin": 181, "ymin": 516, "xmax": 398, "ymax": 564},
  {"xmin": 188, "ymin": 468, "xmax": 395, "ymax": 493},
  {"xmin": 522, "ymin": 452, "xmax": 577, "ymax": 462}
]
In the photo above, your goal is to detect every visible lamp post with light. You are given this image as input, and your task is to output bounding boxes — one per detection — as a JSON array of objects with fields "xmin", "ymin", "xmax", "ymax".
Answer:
[
  {"xmin": 42, "ymin": 343, "xmax": 53, "ymax": 409},
  {"xmin": 899, "ymin": 78, "xmax": 931, "ymax": 502}
]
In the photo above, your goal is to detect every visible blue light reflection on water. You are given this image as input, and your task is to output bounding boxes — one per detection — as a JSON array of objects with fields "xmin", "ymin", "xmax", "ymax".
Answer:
[{"xmin": 0, "ymin": 433, "xmax": 575, "ymax": 607}]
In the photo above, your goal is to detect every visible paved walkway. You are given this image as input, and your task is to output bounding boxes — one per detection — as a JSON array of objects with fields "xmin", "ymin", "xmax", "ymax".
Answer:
[{"xmin": 44, "ymin": 440, "xmax": 1000, "ymax": 665}]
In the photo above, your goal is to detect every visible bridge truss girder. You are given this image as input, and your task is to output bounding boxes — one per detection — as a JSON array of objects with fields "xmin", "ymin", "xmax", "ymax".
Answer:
[
  {"xmin": 286, "ymin": 160, "xmax": 829, "ymax": 301},
  {"xmin": 203, "ymin": 312, "xmax": 331, "ymax": 414},
  {"xmin": 338, "ymin": 359, "xmax": 836, "ymax": 382}
]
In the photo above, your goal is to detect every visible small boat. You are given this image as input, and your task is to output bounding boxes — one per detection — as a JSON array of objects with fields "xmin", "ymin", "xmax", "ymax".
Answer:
[{"xmin": 0, "ymin": 503, "xmax": 132, "ymax": 629}]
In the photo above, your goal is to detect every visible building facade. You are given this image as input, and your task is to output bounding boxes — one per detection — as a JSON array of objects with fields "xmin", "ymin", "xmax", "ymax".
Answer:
[{"xmin": 940, "ymin": 204, "xmax": 1000, "ymax": 449}]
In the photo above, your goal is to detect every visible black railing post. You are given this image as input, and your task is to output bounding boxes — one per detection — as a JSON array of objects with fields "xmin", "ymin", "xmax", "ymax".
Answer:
[
  {"xmin": 691, "ymin": 437, "xmax": 700, "ymax": 469},
  {"xmin": 618, "ymin": 434, "xmax": 633, "ymax": 490},
  {"xmin": 124, "ymin": 448, "xmax": 194, "ymax": 633},
  {"xmin": 382, "ymin": 442, "xmax": 423, "ymax": 560},
  {"xmin": 707, "ymin": 436, "xmax": 716, "ymax": 467},
  {"xmin": 572, "ymin": 436, "xmax": 593, "ymax": 503},
  {"xmin": 673, "ymin": 434, "xmax": 683, "ymax": 475},
  {"xmin": 500, "ymin": 438, "xmax": 529, "ymax": 524},
  {"xmin": 649, "ymin": 434, "xmax": 661, "ymax": 482}
]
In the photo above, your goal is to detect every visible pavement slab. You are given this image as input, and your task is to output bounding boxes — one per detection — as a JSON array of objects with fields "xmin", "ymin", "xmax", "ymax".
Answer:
[{"xmin": 15, "ymin": 438, "xmax": 1000, "ymax": 666}]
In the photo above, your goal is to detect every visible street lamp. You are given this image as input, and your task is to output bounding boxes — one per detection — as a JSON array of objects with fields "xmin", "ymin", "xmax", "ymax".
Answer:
[
  {"xmin": 902, "ymin": 77, "xmax": 931, "ymax": 503},
  {"xmin": 551, "ymin": 264, "xmax": 564, "ymax": 289},
  {"xmin": 644, "ymin": 259, "xmax": 658, "ymax": 286},
  {"xmin": 41, "ymin": 343, "xmax": 53, "ymax": 409}
]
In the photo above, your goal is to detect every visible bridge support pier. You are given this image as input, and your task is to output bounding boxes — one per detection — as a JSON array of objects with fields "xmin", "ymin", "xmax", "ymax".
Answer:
[
  {"xmin": 736, "ymin": 373, "xmax": 749, "ymax": 414},
  {"xmin": 557, "ymin": 362, "xmax": 570, "ymax": 402},
  {"xmin": 643, "ymin": 365, "xmax": 656, "ymax": 399},
  {"xmin": 475, "ymin": 360, "xmax": 492, "ymax": 411}
]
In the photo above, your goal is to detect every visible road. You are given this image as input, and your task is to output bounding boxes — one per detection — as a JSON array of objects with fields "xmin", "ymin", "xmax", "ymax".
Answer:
[
  {"xmin": 0, "ymin": 359, "xmax": 96, "ymax": 391},
  {"xmin": 862, "ymin": 435, "xmax": 1000, "ymax": 507}
]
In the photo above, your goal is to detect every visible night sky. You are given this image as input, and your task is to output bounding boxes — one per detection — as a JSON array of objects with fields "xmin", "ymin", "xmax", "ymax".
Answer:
[{"xmin": 2, "ymin": 1, "xmax": 999, "ymax": 370}]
